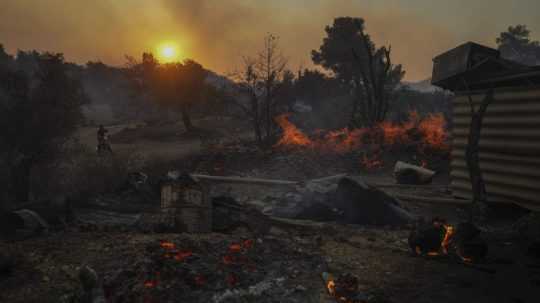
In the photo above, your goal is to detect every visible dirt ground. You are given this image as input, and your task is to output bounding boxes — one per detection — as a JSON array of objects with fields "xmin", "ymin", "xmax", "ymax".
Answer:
[
  {"xmin": 77, "ymin": 117, "xmax": 251, "ymax": 162},
  {"xmin": 1, "ymin": 120, "xmax": 539, "ymax": 303},
  {"xmin": 1, "ymin": 198, "xmax": 537, "ymax": 303}
]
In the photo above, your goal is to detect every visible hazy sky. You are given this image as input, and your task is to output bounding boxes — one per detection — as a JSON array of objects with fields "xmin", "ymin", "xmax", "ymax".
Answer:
[{"xmin": 1, "ymin": 0, "xmax": 539, "ymax": 81}]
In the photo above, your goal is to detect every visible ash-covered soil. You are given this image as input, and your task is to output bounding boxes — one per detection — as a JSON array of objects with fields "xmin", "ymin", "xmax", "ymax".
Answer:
[{"xmin": 1, "ymin": 144, "xmax": 538, "ymax": 303}]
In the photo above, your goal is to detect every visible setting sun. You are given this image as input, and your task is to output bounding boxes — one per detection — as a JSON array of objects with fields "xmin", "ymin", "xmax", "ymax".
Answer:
[{"xmin": 156, "ymin": 42, "xmax": 181, "ymax": 63}]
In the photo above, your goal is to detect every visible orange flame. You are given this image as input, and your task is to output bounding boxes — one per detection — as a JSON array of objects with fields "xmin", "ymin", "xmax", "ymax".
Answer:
[
  {"xmin": 274, "ymin": 111, "xmax": 449, "ymax": 169},
  {"xmin": 274, "ymin": 114, "xmax": 312, "ymax": 148},
  {"xmin": 441, "ymin": 225, "xmax": 454, "ymax": 255},
  {"xmin": 327, "ymin": 279, "xmax": 336, "ymax": 296},
  {"xmin": 417, "ymin": 113, "xmax": 449, "ymax": 152},
  {"xmin": 420, "ymin": 223, "xmax": 455, "ymax": 257}
]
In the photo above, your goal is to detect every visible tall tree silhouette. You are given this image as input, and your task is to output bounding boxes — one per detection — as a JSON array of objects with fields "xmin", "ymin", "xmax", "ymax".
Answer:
[
  {"xmin": 0, "ymin": 51, "xmax": 87, "ymax": 202},
  {"xmin": 312, "ymin": 17, "xmax": 404, "ymax": 127}
]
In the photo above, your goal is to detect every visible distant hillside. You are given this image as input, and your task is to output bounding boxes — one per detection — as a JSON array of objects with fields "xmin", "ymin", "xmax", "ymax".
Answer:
[
  {"xmin": 401, "ymin": 78, "xmax": 442, "ymax": 93},
  {"xmin": 205, "ymin": 70, "xmax": 235, "ymax": 89}
]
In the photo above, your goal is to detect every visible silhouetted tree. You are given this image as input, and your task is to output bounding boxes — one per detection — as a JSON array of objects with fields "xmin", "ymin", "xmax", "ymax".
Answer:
[
  {"xmin": 126, "ymin": 53, "xmax": 209, "ymax": 131},
  {"xmin": 0, "ymin": 51, "xmax": 87, "ymax": 202},
  {"xmin": 496, "ymin": 24, "xmax": 540, "ymax": 66},
  {"xmin": 230, "ymin": 34, "xmax": 288, "ymax": 146},
  {"xmin": 276, "ymin": 69, "xmax": 296, "ymax": 112},
  {"xmin": 312, "ymin": 17, "xmax": 405, "ymax": 127},
  {"xmin": 295, "ymin": 69, "xmax": 342, "ymax": 109},
  {"xmin": 0, "ymin": 44, "xmax": 10, "ymax": 66}
]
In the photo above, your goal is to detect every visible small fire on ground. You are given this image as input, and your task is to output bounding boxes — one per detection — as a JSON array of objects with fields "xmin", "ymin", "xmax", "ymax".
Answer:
[
  {"xmin": 411, "ymin": 219, "xmax": 477, "ymax": 263},
  {"xmin": 323, "ymin": 272, "xmax": 367, "ymax": 303}
]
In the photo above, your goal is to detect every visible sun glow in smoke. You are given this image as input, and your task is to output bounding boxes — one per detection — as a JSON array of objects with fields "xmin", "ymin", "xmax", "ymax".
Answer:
[{"xmin": 156, "ymin": 42, "xmax": 181, "ymax": 63}]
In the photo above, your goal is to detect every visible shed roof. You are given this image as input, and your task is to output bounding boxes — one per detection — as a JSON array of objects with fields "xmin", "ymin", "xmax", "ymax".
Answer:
[{"xmin": 431, "ymin": 42, "xmax": 540, "ymax": 92}]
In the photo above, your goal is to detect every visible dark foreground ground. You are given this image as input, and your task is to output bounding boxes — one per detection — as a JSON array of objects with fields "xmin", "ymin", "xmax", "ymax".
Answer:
[{"xmin": 1, "ymin": 139, "xmax": 539, "ymax": 303}]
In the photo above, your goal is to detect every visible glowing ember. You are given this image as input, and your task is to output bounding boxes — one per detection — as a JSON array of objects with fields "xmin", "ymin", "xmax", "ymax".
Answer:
[
  {"xmin": 194, "ymin": 274, "xmax": 206, "ymax": 286},
  {"xmin": 226, "ymin": 273, "xmax": 238, "ymax": 287},
  {"xmin": 144, "ymin": 280, "xmax": 158, "ymax": 288},
  {"xmin": 229, "ymin": 243, "xmax": 242, "ymax": 253},
  {"xmin": 243, "ymin": 239, "xmax": 254, "ymax": 249},
  {"xmin": 459, "ymin": 255, "xmax": 473, "ymax": 263},
  {"xmin": 160, "ymin": 241, "xmax": 176, "ymax": 250},
  {"xmin": 174, "ymin": 250, "xmax": 193, "ymax": 262},
  {"xmin": 222, "ymin": 255, "xmax": 234, "ymax": 265}
]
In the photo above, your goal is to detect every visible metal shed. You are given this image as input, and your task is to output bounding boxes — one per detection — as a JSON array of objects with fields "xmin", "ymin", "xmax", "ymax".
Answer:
[{"xmin": 432, "ymin": 42, "xmax": 540, "ymax": 211}]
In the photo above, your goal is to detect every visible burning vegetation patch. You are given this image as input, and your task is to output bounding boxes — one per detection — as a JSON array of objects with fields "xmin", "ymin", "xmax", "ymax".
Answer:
[{"xmin": 274, "ymin": 111, "xmax": 449, "ymax": 170}]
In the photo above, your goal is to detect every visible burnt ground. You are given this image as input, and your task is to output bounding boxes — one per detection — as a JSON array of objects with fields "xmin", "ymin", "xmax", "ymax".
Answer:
[{"xmin": 1, "ymin": 144, "xmax": 539, "ymax": 303}]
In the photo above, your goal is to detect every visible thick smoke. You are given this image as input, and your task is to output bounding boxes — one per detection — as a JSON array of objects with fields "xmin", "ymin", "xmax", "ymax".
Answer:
[{"xmin": 1, "ymin": 0, "xmax": 539, "ymax": 81}]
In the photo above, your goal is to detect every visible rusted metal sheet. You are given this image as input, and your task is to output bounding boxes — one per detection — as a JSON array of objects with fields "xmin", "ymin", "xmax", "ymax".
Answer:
[{"xmin": 450, "ymin": 86, "xmax": 540, "ymax": 211}]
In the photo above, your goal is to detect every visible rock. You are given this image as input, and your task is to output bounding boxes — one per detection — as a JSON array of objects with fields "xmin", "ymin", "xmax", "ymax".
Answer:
[
  {"xmin": 166, "ymin": 170, "xmax": 181, "ymax": 180},
  {"xmin": 212, "ymin": 196, "xmax": 271, "ymax": 234},
  {"xmin": 0, "ymin": 196, "xmax": 75, "ymax": 241},
  {"xmin": 294, "ymin": 202, "xmax": 341, "ymax": 222},
  {"xmin": 0, "ymin": 209, "xmax": 49, "ymax": 240},
  {"xmin": 334, "ymin": 177, "xmax": 414, "ymax": 226},
  {"xmin": 79, "ymin": 266, "xmax": 99, "ymax": 291},
  {"xmin": 394, "ymin": 161, "xmax": 435, "ymax": 185},
  {"xmin": 79, "ymin": 266, "xmax": 106, "ymax": 303},
  {"xmin": 245, "ymin": 200, "xmax": 266, "ymax": 211}
]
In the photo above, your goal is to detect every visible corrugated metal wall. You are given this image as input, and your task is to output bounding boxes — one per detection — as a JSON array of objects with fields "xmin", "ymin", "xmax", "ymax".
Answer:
[{"xmin": 451, "ymin": 86, "xmax": 540, "ymax": 211}]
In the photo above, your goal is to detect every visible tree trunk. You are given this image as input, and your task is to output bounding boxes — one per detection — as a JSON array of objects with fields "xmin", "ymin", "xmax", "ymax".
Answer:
[
  {"xmin": 250, "ymin": 95, "xmax": 262, "ymax": 145},
  {"xmin": 265, "ymin": 89, "xmax": 271, "ymax": 140},
  {"xmin": 349, "ymin": 95, "xmax": 359, "ymax": 129},
  {"xmin": 253, "ymin": 118, "xmax": 262, "ymax": 145},
  {"xmin": 11, "ymin": 158, "xmax": 33, "ymax": 203},
  {"xmin": 465, "ymin": 89, "xmax": 494, "ymax": 220},
  {"xmin": 181, "ymin": 106, "xmax": 193, "ymax": 132}
]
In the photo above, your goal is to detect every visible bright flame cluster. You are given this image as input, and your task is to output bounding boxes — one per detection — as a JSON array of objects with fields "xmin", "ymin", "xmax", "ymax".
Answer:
[{"xmin": 274, "ymin": 111, "xmax": 449, "ymax": 169}]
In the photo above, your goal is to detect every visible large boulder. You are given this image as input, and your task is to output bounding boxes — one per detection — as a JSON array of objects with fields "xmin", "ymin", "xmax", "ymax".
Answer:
[
  {"xmin": 333, "ymin": 177, "xmax": 414, "ymax": 226},
  {"xmin": 273, "ymin": 176, "xmax": 414, "ymax": 226}
]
